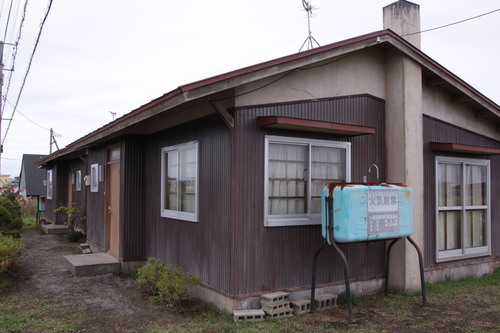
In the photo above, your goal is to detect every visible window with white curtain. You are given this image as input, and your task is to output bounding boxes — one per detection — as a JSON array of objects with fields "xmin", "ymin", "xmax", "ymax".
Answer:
[
  {"xmin": 161, "ymin": 141, "xmax": 199, "ymax": 222},
  {"xmin": 264, "ymin": 136, "xmax": 351, "ymax": 227},
  {"xmin": 46, "ymin": 169, "xmax": 53, "ymax": 199},
  {"xmin": 436, "ymin": 156, "xmax": 490, "ymax": 261},
  {"xmin": 76, "ymin": 170, "xmax": 82, "ymax": 191}
]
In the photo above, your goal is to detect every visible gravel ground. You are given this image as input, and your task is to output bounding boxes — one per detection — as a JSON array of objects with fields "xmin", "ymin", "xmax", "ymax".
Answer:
[{"xmin": 8, "ymin": 228, "xmax": 173, "ymax": 333}]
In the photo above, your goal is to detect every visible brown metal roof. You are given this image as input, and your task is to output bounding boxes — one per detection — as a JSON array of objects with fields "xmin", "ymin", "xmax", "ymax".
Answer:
[{"xmin": 36, "ymin": 29, "xmax": 500, "ymax": 167}]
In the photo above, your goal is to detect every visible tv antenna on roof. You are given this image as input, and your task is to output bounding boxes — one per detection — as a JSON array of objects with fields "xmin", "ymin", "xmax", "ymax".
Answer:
[{"xmin": 299, "ymin": 0, "xmax": 320, "ymax": 52}]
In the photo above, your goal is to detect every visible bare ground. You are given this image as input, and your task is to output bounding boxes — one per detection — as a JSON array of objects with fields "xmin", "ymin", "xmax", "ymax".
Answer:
[
  {"xmin": 5, "ymin": 228, "xmax": 180, "ymax": 333},
  {"xmin": 3, "ymin": 228, "xmax": 499, "ymax": 333}
]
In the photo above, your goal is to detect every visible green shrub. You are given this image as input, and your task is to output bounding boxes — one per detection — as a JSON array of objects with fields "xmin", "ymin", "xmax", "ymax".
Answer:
[
  {"xmin": 0, "ymin": 234, "xmax": 27, "ymax": 272},
  {"xmin": 0, "ymin": 197, "xmax": 21, "ymax": 220},
  {"xmin": 54, "ymin": 203, "xmax": 86, "ymax": 242},
  {"xmin": 136, "ymin": 257, "xmax": 199, "ymax": 305}
]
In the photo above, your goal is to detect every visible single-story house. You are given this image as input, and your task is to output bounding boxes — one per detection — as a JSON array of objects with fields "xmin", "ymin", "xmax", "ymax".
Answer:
[
  {"xmin": 36, "ymin": 0, "xmax": 499, "ymax": 311},
  {"xmin": 19, "ymin": 154, "xmax": 47, "ymax": 198},
  {"xmin": 19, "ymin": 154, "xmax": 48, "ymax": 221}
]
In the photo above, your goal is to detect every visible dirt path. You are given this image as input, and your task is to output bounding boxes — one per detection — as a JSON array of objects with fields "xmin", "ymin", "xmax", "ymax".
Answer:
[{"xmin": 8, "ymin": 228, "xmax": 173, "ymax": 333}]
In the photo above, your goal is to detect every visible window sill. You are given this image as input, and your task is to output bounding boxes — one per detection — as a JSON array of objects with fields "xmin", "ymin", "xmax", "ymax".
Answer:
[
  {"xmin": 437, "ymin": 248, "xmax": 491, "ymax": 263},
  {"xmin": 161, "ymin": 211, "xmax": 198, "ymax": 223},
  {"xmin": 265, "ymin": 217, "xmax": 321, "ymax": 227}
]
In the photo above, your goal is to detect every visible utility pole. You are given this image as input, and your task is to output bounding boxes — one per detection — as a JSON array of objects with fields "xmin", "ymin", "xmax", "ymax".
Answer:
[
  {"xmin": 0, "ymin": 41, "xmax": 4, "ymax": 176},
  {"xmin": 50, "ymin": 128, "xmax": 59, "ymax": 154}
]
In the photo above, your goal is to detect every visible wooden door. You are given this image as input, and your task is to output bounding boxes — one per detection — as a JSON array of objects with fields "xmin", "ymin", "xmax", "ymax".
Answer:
[{"xmin": 106, "ymin": 147, "xmax": 121, "ymax": 258}]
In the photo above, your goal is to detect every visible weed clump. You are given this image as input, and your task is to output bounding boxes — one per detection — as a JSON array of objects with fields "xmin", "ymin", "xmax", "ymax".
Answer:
[{"xmin": 135, "ymin": 257, "xmax": 199, "ymax": 305}]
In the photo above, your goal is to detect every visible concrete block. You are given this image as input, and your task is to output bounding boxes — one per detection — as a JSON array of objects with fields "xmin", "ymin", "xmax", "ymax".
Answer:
[
  {"xmin": 260, "ymin": 291, "xmax": 289, "ymax": 305},
  {"xmin": 314, "ymin": 293, "xmax": 338, "ymax": 310},
  {"xmin": 290, "ymin": 299, "xmax": 310, "ymax": 315},
  {"xmin": 233, "ymin": 309, "xmax": 265, "ymax": 323},
  {"xmin": 262, "ymin": 302, "xmax": 290, "ymax": 315},
  {"xmin": 265, "ymin": 309, "xmax": 293, "ymax": 319}
]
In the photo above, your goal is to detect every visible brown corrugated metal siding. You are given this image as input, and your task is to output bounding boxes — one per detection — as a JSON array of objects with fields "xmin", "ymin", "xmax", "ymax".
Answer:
[
  {"xmin": 85, "ymin": 149, "xmax": 107, "ymax": 250},
  {"xmin": 423, "ymin": 115, "xmax": 500, "ymax": 268},
  {"xmin": 45, "ymin": 163, "xmax": 68, "ymax": 224},
  {"xmin": 144, "ymin": 114, "xmax": 232, "ymax": 293},
  {"xmin": 122, "ymin": 135, "xmax": 146, "ymax": 261},
  {"xmin": 232, "ymin": 95, "xmax": 386, "ymax": 295},
  {"xmin": 69, "ymin": 158, "xmax": 87, "ymax": 231}
]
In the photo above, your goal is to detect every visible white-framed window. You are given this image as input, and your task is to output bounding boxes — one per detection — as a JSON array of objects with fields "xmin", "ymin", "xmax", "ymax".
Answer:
[
  {"xmin": 90, "ymin": 164, "xmax": 99, "ymax": 192},
  {"xmin": 46, "ymin": 169, "xmax": 53, "ymax": 199},
  {"xmin": 160, "ymin": 141, "xmax": 199, "ymax": 222},
  {"xmin": 435, "ymin": 156, "xmax": 491, "ymax": 262},
  {"xmin": 264, "ymin": 136, "xmax": 351, "ymax": 227},
  {"xmin": 76, "ymin": 170, "xmax": 82, "ymax": 191}
]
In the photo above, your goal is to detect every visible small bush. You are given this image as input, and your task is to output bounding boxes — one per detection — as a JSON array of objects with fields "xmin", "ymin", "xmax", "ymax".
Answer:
[
  {"xmin": 0, "ymin": 234, "xmax": 27, "ymax": 272},
  {"xmin": 136, "ymin": 257, "xmax": 199, "ymax": 305},
  {"xmin": 68, "ymin": 229, "xmax": 86, "ymax": 243}
]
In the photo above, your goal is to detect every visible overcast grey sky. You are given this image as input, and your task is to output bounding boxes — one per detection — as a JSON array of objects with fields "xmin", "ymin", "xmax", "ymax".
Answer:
[{"xmin": 0, "ymin": 0, "xmax": 499, "ymax": 178}]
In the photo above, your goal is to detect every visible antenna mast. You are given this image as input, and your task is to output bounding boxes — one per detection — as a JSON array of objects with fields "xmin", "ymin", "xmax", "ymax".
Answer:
[{"xmin": 299, "ymin": 0, "xmax": 320, "ymax": 52}]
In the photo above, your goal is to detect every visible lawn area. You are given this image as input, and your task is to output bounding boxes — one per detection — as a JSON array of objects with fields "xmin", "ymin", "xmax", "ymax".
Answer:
[{"xmin": 1, "ymin": 267, "xmax": 498, "ymax": 333}]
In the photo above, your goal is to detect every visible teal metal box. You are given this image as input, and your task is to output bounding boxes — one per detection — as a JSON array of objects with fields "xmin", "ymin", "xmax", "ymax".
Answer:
[{"xmin": 321, "ymin": 184, "xmax": 413, "ymax": 243}]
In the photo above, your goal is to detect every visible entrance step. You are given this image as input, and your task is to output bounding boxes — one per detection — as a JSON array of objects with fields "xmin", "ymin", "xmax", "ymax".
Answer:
[
  {"xmin": 64, "ymin": 253, "xmax": 121, "ymax": 277},
  {"xmin": 41, "ymin": 224, "xmax": 68, "ymax": 235}
]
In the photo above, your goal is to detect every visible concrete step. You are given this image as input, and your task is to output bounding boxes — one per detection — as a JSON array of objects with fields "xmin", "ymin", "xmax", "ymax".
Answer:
[
  {"xmin": 42, "ymin": 224, "xmax": 68, "ymax": 235},
  {"xmin": 64, "ymin": 253, "xmax": 121, "ymax": 277}
]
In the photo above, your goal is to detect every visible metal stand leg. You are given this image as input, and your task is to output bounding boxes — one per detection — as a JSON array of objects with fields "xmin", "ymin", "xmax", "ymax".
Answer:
[
  {"xmin": 407, "ymin": 236, "xmax": 427, "ymax": 306},
  {"xmin": 385, "ymin": 238, "xmax": 399, "ymax": 296},
  {"xmin": 330, "ymin": 240, "xmax": 353, "ymax": 324},
  {"xmin": 385, "ymin": 237, "xmax": 427, "ymax": 306},
  {"xmin": 310, "ymin": 240, "xmax": 327, "ymax": 311}
]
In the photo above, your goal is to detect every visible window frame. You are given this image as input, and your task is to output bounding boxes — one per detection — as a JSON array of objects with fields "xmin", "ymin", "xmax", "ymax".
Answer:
[
  {"xmin": 90, "ymin": 164, "xmax": 99, "ymax": 192},
  {"xmin": 160, "ymin": 141, "xmax": 199, "ymax": 222},
  {"xmin": 76, "ymin": 170, "xmax": 82, "ymax": 191},
  {"xmin": 46, "ymin": 169, "xmax": 53, "ymax": 199},
  {"xmin": 435, "ymin": 156, "xmax": 491, "ymax": 262},
  {"xmin": 264, "ymin": 135, "xmax": 351, "ymax": 227}
]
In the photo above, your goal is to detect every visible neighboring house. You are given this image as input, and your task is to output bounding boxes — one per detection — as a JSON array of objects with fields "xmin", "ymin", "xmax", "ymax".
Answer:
[
  {"xmin": 18, "ymin": 154, "xmax": 47, "ymax": 199},
  {"xmin": 0, "ymin": 175, "xmax": 12, "ymax": 188},
  {"xmin": 19, "ymin": 154, "xmax": 48, "ymax": 222},
  {"xmin": 36, "ymin": 1, "xmax": 499, "ymax": 311}
]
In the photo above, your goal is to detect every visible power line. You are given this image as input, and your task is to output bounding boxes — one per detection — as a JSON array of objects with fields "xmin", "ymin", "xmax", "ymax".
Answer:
[
  {"xmin": 402, "ymin": 8, "xmax": 500, "ymax": 37},
  {"xmin": 2, "ymin": 0, "xmax": 53, "ymax": 144},
  {"xmin": 4, "ymin": 97, "xmax": 51, "ymax": 131},
  {"xmin": 2, "ymin": 0, "xmax": 28, "ymax": 117},
  {"xmin": 2, "ymin": 0, "xmax": 14, "ymax": 41}
]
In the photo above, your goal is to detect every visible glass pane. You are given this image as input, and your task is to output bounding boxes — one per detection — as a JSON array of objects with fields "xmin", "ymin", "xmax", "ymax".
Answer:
[
  {"xmin": 311, "ymin": 146, "xmax": 346, "ymax": 214},
  {"xmin": 438, "ymin": 163, "xmax": 461, "ymax": 207},
  {"xmin": 268, "ymin": 143, "xmax": 307, "ymax": 215},
  {"xmin": 465, "ymin": 210, "xmax": 486, "ymax": 248},
  {"xmin": 165, "ymin": 150, "xmax": 178, "ymax": 211},
  {"xmin": 438, "ymin": 211, "xmax": 461, "ymax": 251},
  {"xmin": 179, "ymin": 147, "xmax": 197, "ymax": 213},
  {"xmin": 465, "ymin": 165, "xmax": 486, "ymax": 206},
  {"xmin": 110, "ymin": 148, "xmax": 121, "ymax": 161}
]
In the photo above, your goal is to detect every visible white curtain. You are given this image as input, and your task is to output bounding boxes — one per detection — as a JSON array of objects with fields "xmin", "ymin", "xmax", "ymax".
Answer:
[
  {"xmin": 179, "ymin": 147, "xmax": 197, "ymax": 213},
  {"xmin": 268, "ymin": 143, "xmax": 346, "ymax": 216},
  {"xmin": 438, "ymin": 163, "xmax": 461, "ymax": 251},
  {"xmin": 166, "ymin": 150, "xmax": 179, "ymax": 211},
  {"xmin": 465, "ymin": 165, "xmax": 486, "ymax": 248},
  {"xmin": 311, "ymin": 146, "xmax": 345, "ymax": 214},
  {"xmin": 268, "ymin": 143, "xmax": 307, "ymax": 215}
]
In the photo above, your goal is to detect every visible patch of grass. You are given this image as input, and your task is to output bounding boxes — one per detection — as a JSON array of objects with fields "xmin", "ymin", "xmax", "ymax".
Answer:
[
  {"xmin": 0, "ymin": 294, "xmax": 79, "ymax": 333},
  {"xmin": 22, "ymin": 217, "xmax": 38, "ymax": 230},
  {"xmin": 0, "ymin": 271, "xmax": 13, "ymax": 292},
  {"xmin": 146, "ymin": 267, "xmax": 500, "ymax": 333}
]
